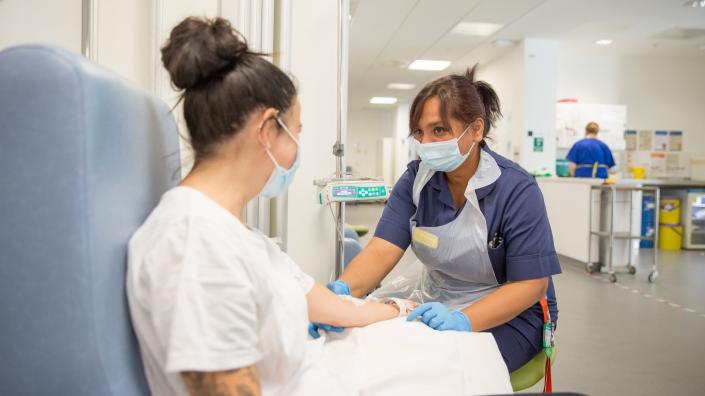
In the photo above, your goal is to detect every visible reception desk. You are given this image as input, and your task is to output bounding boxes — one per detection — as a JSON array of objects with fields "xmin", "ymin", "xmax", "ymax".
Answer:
[{"xmin": 537, "ymin": 178, "xmax": 603, "ymax": 263}]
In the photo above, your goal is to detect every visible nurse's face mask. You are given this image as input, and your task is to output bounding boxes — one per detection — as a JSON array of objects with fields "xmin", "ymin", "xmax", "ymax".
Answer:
[
  {"xmin": 261, "ymin": 116, "xmax": 300, "ymax": 198},
  {"xmin": 413, "ymin": 124, "xmax": 475, "ymax": 172}
]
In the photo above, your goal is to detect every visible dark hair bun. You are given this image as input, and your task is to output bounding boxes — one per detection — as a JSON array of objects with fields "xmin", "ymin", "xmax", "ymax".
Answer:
[{"xmin": 161, "ymin": 17, "xmax": 249, "ymax": 90}]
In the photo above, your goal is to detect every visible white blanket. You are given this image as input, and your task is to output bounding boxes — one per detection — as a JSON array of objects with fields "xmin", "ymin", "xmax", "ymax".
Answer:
[{"xmin": 292, "ymin": 318, "xmax": 512, "ymax": 396}]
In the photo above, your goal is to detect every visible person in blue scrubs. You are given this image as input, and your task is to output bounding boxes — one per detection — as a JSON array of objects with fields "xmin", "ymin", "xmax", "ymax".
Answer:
[
  {"xmin": 315, "ymin": 66, "xmax": 561, "ymax": 373},
  {"xmin": 567, "ymin": 122, "xmax": 615, "ymax": 178}
]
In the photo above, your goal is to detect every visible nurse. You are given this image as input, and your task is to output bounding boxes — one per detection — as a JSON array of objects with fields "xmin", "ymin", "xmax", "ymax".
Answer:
[
  {"xmin": 567, "ymin": 121, "xmax": 616, "ymax": 178},
  {"xmin": 325, "ymin": 67, "xmax": 561, "ymax": 372}
]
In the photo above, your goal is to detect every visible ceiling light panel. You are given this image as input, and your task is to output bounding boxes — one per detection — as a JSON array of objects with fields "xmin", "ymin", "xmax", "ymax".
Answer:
[
  {"xmin": 492, "ymin": 39, "xmax": 515, "ymax": 48},
  {"xmin": 408, "ymin": 60, "xmax": 451, "ymax": 71},
  {"xmin": 370, "ymin": 97, "xmax": 398, "ymax": 104},
  {"xmin": 451, "ymin": 22, "xmax": 503, "ymax": 36},
  {"xmin": 387, "ymin": 83, "xmax": 416, "ymax": 90}
]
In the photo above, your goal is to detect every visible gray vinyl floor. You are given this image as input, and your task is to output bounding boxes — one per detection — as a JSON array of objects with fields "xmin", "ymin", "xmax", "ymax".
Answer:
[{"xmin": 347, "ymin": 203, "xmax": 705, "ymax": 396}]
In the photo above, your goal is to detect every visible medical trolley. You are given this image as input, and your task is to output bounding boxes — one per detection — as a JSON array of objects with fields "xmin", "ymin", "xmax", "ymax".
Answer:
[{"xmin": 586, "ymin": 184, "xmax": 660, "ymax": 283}]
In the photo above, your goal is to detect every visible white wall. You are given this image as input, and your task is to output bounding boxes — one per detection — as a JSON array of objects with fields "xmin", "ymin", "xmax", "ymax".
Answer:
[
  {"xmin": 479, "ymin": 39, "xmax": 559, "ymax": 174},
  {"xmin": 621, "ymin": 56, "xmax": 705, "ymax": 157},
  {"xmin": 347, "ymin": 108, "xmax": 395, "ymax": 179},
  {"xmin": 521, "ymin": 39, "xmax": 559, "ymax": 175},
  {"xmin": 393, "ymin": 103, "xmax": 412, "ymax": 183},
  {"xmin": 557, "ymin": 50, "xmax": 705, "ymax": 158},
  {"xmin": 95, "ymin": 0, "xmax": 153, "ymax": 91},
  {"xmin": 478, "ymin": 45, "xmax": 524, "ymax": 160},
  {"xmin": 557, "ymin": 53, "xmax": 622, "ymax": 104},
  {"xmin": 0, "ymin": 0, "xmax": 82, "ymax": 54},
  {"xmin": 1, "ymin": 0, "xmax": 156, "ymax": 92},
  {"xmin": 286, "ymin": 0, "xmax": 340, "ymax": 282}
]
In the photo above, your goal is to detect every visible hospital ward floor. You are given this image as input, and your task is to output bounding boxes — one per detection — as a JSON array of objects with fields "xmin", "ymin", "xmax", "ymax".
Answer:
[
  {"xmin": 523, "ymin": 250, "xmax": 705, "ymax": 395},
  {"xmin": 347, "ymin": 204, "xmax": 705, "ymax": 395}
]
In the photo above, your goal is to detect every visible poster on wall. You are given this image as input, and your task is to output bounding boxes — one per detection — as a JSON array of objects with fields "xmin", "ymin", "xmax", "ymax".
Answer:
[
  {"xmin": 665, "ymin": 153, "xmax": 689, "ymax": 178},
  {"xmin": 649, "ymin": 152, "xmax": 666, "ymax": 178},
  {"xmin": 638, "ymin": 130, "xmax": 653, "ymax": 151},
  {"xmin": 555, "ymin": 103, "xmax": 627, "ymax": 150},
  {"xmin": 624, "ymin": 130, "xmax": 637, "ymax": 151},
  {"xmin": 669, "ymin": 131, "xmax": 683, "ymax": 151},
  {"xmin": 653, "ymin": 130, "xmax": 668, "ymax": 151}
]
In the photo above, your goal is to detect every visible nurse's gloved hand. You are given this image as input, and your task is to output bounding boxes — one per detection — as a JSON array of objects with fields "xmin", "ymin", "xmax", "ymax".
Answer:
[
  {"xmin": 406, "ymin": 302, "xmax": 472, "ymax": 332},
  {"xmin": 326, "ymin": 280, "xmax": 351, "ymax": 295},
  {"xmin": 308, "ymin": 322, "xmax": 345, "ymax": 339},
  {"xmin": 308, "ymin": 280, "xmax": 350, "ymax": 339},
  {"xmin": 308, "ymin": 281, "xmax": 351, "ymax": 339}
]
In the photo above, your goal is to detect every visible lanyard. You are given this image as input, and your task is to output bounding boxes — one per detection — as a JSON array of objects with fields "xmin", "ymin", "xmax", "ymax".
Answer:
[{"xmin": 539, "ymin": 296, "xmax": 554, "ymax": 393}]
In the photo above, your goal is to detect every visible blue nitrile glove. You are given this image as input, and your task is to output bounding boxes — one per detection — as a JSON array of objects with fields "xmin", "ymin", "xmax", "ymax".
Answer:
[
  {"xmin": 308, "ymin": 322, "xmax": 345, "ymax": 339},
  {"xmin": 406, "ymin": 302, "xmax": 472, "ymax": 332},
  {"xmin": 308, "ymin": 280, "xmax": 352, "ymax": 339},
  {"xmin": 327, "ymin": 279, "xmax": 351, "ymax": 296}
]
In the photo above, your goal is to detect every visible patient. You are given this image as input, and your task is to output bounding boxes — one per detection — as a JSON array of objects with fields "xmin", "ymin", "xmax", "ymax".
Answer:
[{"xmin": 126, "ymin": 16, "xmax": 510, "ymax": 396}]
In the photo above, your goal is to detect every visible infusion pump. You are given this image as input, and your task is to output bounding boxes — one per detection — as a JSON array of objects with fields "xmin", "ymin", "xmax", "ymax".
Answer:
[{"xmin": 315, "ymin": 178, "xmax": 391, "ymax": 205}]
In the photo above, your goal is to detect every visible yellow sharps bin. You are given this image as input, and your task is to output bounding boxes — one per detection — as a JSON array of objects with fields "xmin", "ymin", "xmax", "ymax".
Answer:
[
  {"xmin": 659, "ymin": 225, "xmax": 683, "ymax": 250},
  {"xmin": 659, "ymin": 197, "xmax": 682, "ymax": 250}
]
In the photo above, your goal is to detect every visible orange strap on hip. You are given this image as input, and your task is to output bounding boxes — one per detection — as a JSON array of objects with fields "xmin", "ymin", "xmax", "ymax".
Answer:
[{"xmin": 539, "ymin": 297, "xmax": 553, "ymax": 393}]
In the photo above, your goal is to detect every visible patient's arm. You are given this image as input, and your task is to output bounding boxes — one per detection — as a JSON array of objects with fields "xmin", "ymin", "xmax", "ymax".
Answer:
[
  {"xmin": 307, "ymin": 282, "xmax": 400, "ymax": 328},
  {"xmin": 181, "ymin": 365, "xmax": 261, "ymax": 396}
]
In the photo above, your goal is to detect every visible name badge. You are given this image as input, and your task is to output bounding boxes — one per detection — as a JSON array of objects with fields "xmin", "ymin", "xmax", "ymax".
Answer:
[{"xmin": 412, "ymin": 228, "xmax": 439, "ymax": 249}]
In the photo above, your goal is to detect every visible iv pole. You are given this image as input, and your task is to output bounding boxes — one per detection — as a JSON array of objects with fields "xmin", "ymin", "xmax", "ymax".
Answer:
[{"xmin": 334, "ymin": 0, "xmax": 350, "ymax": 278}]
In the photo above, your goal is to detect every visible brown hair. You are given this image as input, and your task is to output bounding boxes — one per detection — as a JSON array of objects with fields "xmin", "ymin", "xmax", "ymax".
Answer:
[
  {"xmin": 586, "ymin": 122, "xmax": 599, "ymax": 134},
  {"xmin": 409, "ymin": 64, "xmax": 501, "ymax": 138},
  {"xmin": 161, "ymin": 17, "xmax": 297, "ymax": 161}
]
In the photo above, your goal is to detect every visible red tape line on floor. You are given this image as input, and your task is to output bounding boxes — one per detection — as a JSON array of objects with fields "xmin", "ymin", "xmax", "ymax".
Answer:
[{"xmin": 584, "ymin": 271, "xmax": 704, "ymax": 320}]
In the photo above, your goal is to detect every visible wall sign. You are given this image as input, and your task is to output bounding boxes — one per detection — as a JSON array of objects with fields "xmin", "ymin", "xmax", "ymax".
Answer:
[{"xmin": 533, "ymin": 137, "xmax": 544, "ymax": 152}]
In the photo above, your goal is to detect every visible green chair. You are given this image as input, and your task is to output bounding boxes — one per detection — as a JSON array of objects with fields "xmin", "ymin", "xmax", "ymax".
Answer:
[
  {"xmin": 347, "ymin": 224, "xmax": 369, "ymax": 238},
  {"xmin": 509, "ymin": 346, "xmax": 557, "ymax": 392}
]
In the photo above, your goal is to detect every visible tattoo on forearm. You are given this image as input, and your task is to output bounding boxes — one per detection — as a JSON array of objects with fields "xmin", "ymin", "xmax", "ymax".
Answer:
[{"xmin": 182, "ymin": 366, "xmax": 261, "ymax": 396}]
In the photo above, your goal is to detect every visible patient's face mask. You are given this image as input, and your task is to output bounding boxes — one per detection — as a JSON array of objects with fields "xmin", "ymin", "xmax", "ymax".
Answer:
[
  {"xmin": 261, "ymin": 117, "xmax": 300, "ymax": 198},
  {"xmin": 413, "ymin": 124, "xmax": 475, "ymax": 172}
]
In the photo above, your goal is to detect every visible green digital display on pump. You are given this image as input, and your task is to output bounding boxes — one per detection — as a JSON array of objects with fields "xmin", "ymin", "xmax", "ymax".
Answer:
[
  {"xmin": 332, "ymin": 186, "xmax": 387, "ymax": 198},
  {"xmin": 331, "ymin": 186, "xmax": 356, "ymax": 197},
  {"xmin": 319, "ymin": 180, "xmax": 391, "ymax": 204}
]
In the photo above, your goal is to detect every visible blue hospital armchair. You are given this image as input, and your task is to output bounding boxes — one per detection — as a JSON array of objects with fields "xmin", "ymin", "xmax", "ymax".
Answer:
[{"xmin": 0, "ymin": 45, "xmax": 180, "ymax": 395}]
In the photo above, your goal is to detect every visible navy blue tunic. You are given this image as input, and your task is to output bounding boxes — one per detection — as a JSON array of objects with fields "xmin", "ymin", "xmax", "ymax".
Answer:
[{"xmin": 375, "ymin": 142, "xmax": 561, "ymax": 372}]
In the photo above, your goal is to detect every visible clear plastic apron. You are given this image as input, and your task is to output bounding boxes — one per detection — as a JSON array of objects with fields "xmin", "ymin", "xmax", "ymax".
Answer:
[{"xmin": 370, "ymin": 149, "xmax": 503, "ymax": 310}]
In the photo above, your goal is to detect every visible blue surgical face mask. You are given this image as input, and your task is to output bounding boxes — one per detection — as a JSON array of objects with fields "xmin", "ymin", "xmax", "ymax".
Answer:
[
  {"xmin": 413, "ymin": 125, "xmax": 475, "ymax": 172},
  {"xmin": 261, "ymin": 117, "xmax": 300, "ymax": 198}
]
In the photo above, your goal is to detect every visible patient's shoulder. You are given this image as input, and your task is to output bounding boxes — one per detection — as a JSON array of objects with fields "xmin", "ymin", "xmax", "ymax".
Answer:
[{"xmin": 128, "ymin": 187, "xmax": 261, "ymax": 280}]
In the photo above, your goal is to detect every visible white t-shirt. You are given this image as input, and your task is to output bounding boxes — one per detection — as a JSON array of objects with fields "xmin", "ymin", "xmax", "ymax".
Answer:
[{"xmin": 126, "ymin": 186, "xmax": 346, "ymax": 396}]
